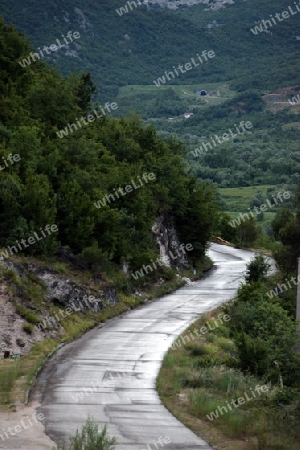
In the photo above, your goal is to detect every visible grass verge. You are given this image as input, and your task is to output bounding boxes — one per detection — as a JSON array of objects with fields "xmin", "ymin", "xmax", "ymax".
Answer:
[{"xmin": 157, "ymin": 307, "xmax": 300, "ymax": 450}]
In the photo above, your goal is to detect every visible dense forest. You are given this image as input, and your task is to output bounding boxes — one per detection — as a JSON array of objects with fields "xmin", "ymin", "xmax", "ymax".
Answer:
[
  {"xmin": 2, "ymin": 0, "xmax": 300, "ymax": 97},
  {"xmin": 2, "ymin": 0, "xmax": 300, "ymax": 189},
  {"xmin": 0, "ymin": 17, "xmax": 220, "ymax": 276},
  {"xmin": 1, "ymin": 11, "xmax": 299, "ymax": 273}
]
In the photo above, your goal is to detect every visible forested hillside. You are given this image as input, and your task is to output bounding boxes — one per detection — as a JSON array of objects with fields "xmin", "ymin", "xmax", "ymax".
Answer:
[
  {"xmin": 176, "ymin": 96, "xmax": 300, "ymax": 187},
  {"xmin": 2, "ymin": 0, "xmax": 300, "ymax": 97},
  {"xmin": 2, "ymin": 0, "xmax": 300, "ymax": 190},
  {"xmin": 0, "ymin": 18, "xmax": 219, "ymax": 272}
]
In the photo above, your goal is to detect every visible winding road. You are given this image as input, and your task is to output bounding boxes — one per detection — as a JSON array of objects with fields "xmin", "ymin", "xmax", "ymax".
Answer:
[{"xmin": 33, "ymin": 243, "xmax": 256, "ymax": 449}]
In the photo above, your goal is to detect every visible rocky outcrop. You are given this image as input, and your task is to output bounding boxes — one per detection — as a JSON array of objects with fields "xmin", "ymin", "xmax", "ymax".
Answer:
[
  {"xmin": 152, "ymin": 213, "xmax": 190, "ymax": 268},
  {"xmin": 0, "ymin": 258, "xmax": 119, "ymax": 356},
  {"xmin": 0, "ymin": 284, "xmax": 30, "ymax": 355},
  {"xmin": 74, "ymin": 7, "xmax": 94, "ymax": 32},
  {"xmin": 39, "ymin": 271, "xmax": 118, "ymax": 310}
]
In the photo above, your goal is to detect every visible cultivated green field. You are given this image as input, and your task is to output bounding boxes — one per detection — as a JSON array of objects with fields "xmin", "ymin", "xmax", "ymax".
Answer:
[
  {"xmin": 119, "ymin": 81, "xmax": 234, "ymax": 98},
  {"xmin": 218, "ymin": 185, "xmax": 282, "ymax": 226},
  {"xmin": 219, "ymin": 185, "xmax": 277, "ymax": 212},
  {"xmin": 116, "ymin": 82, "xmax": 236, "ymax": 118},
  {"xmin": 282, "ymin": 121, "xmax": 300, "ymax": 130}
]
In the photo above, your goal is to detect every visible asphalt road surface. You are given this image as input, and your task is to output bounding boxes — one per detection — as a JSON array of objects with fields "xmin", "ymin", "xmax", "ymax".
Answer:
[{"xmin": 33, "ymin": 243, "xmax": 256, "ymax": 450}]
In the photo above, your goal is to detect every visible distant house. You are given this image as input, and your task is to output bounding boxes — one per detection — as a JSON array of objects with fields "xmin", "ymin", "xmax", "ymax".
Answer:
[{"xmin": 184, "ymin": 112, "xmax": 194, "ymax": 119}]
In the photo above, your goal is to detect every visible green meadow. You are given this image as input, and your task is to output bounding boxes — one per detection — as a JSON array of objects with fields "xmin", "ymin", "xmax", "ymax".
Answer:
[
  {"xmin": 116, "ymin": 82, "xmax": 236, "ymax": 118},
  {"xmin": 218, "ymin": 185, "xmax": 282, "ymax": 225},
  {"xmin": 219, "ymin": 185, "xmax": 277, "ymax": 212}
]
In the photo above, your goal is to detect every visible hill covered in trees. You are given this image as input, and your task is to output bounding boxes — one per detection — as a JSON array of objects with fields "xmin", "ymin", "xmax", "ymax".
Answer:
[
  {"xmin": 0, "ymin": 17, "xmax": 219, "ymax": 275},
  {"xmin": 2, "ymin": 0, "xmax": 300, "ymax": 191},
  {"xmin": 1, "ymin": 0, "xmax": 300, "ymax": 99}
]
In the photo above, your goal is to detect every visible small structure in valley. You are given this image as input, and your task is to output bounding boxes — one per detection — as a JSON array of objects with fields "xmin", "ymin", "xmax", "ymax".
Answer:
[{"xmin": 196, "ymin": 90, "xmax": 207, "ymax": 96}]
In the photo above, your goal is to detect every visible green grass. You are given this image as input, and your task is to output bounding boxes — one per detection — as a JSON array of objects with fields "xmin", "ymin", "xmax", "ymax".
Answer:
[
  {"xmin": 0, "ymin": 361, "xmax": 22, "ymax": 405},
  {"xmin": 219, "ymin": 184, "xmax": 285, "ymax": 228},
  {"xmin": 119, "ymin": 82, "xmax": 234, "ymax": 98},
  {"xmin": 157, "ymin": 307, "xmax": 300, "ymax": 450},
  {"xmin": 53, "ymin": 262, "xmax": 69, "ymax": 274},
  {"xmin": 219, "ymin": 185, "xmax": 277, "ymax": 212},
  {"xmin": 22, "ymin": 323, "xmax": 34, "ymax": 334},
  {"xmin": 116, "ymin": 82, "xmax": 236, "ymax": 118},
  {"xmin": 282, "ymin": 121, "xmax": 300, "ymax": 130},
  {"xmin": 15, "ymin": 305, "xmax": 41, "ymax": 324}
]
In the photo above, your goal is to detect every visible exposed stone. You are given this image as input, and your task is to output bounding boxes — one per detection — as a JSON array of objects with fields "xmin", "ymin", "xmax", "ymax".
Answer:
[
  {"xmin": 16, "ymin": 338, "xmax": 25, "ymax": 348},
  {"xmin": 152, "ymin": 213, "xmax": 190, "ymax": 268},
  {"xmin": 181, "ymin": 277, "xmax": 192, "ymax": 285},
  {"xmin": 0, "ymin": 290, "xmax": 41, "ymax": 356},
  {"xmin": 103, "ymin": 286, "xmax": 118, "ymax": 306},
  {"xmin": 74, "ymin": 7, "xmax": 93, "ymax": 31},
  {"xmin": 0, "ymin": 258, "xmax": 119, "ymax": 356}
]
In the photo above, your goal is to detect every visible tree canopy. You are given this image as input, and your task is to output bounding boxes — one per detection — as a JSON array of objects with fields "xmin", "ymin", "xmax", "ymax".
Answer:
[{"xmin": 0, "ymin": 18, "xmax": 219, "ymax": 271}]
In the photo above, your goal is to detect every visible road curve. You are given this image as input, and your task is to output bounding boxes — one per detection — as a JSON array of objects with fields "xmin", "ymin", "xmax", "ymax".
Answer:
[{"xmin": 33, "ymin": 243, "xmax": 255, "ymax": 449}]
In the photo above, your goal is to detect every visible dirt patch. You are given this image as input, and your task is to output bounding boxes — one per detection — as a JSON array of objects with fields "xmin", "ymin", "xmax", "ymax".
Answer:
[{"xmin": 0, "ymin": 402, "xmax": 56, "ymax": 449}]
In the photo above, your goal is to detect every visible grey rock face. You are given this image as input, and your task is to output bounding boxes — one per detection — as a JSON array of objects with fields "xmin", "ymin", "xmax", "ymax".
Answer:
[
  {"xmin": 152, "ymin": 213, "xmax": 190, "ymax": 268},
  {"xmin": 0, "ymin": 258, "xmax": 119, "ymax": 356}
]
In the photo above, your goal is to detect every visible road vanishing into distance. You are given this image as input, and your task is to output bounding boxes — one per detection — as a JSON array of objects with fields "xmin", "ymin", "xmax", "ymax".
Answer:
[{"xmin": 33, "ymin": 243, "xmax": 256, "ymax": 450}]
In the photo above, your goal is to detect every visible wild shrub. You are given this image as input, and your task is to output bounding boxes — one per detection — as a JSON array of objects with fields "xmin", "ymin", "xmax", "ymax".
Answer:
[
  {"xmin": 69, "ymin": 417, "xmax": 116, "ymax": 450},
  {"xmin": 245, "ymin": 254, "xmax": 271, "ymax": 284}
]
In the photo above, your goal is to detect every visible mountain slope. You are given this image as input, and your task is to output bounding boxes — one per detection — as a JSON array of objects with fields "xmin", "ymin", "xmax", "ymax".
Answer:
[{"xmin": 1, "ymin": 0, "xmax": 300, "ymax": 101}]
